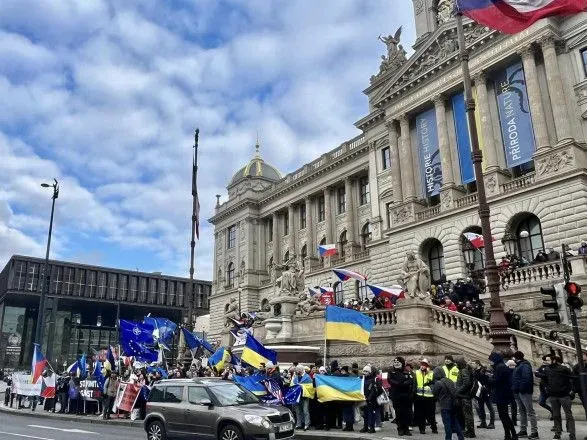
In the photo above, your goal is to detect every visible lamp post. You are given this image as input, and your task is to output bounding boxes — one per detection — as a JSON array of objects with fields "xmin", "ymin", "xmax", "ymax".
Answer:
[{"xmin": 35, "ymin": 179, "xmax": 59, "ymax": 350}]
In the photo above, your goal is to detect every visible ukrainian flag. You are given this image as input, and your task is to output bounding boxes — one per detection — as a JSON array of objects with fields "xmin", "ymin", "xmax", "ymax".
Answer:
[
  {"xmin": 291, "ymin": 373, "xmax": 315, "ymax": 398},
  {"xmin": 208, "ymin": 347, "xmax": 231, "ymax": 372},
  {"xmin": 325, "ymin": 306, "xmax": 374, "ymax": 345},
  {"xmin": 241, "ymin": 334, "xmax": 277, "ymax": 369},
  {"xmin": 314, "ymin": 375, "xmax": 364, "ymax": 403},
  {"xmin": 233, "ymin": 374, "xmax": 267, "ymax": 396}
]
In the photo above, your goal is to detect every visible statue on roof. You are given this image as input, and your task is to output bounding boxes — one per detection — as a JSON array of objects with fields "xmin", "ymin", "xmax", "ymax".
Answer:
[
  {"xmin": 437, "ymin": 0, "xmax": 455, "ymax": 24},
  {"xmin": 372, "ymin": 27, "xmax": 407, "ymax": 82}
]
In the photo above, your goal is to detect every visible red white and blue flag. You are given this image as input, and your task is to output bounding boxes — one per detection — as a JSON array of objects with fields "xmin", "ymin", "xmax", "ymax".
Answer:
[
  {"xmin": 463, "ymin": 232, "xmax": 496, "ymax": 249},
  {"xmin": 318, "ymin": 244, "xmax": 338, "ymax": 257},
  {"xmin": 319, "ymin": 286, "xmax": 335, "ymax": 305},
  {"xmin": 332, "ymin": 268, "xmax": 367, "ymax": 282},
  {"xmin": 31, "ymin": 343, "xmax": 47, "ymax": 384},
  {"xmin": 40, "ymin": 374, "xmax": 56, "ymax": 398},
  {"xmin": 308, "ymin": 287, "xmax": 321, "ymax": 297},
  {"xmin": 457, "ymin": 0, "xmax": 587, "ymax": 34},
  {"xmin": 367, "ymin": 284, "xmax": 405, "ymax": 300}
]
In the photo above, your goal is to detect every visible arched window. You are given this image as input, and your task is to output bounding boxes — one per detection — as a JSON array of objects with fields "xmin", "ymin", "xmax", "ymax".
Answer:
[
  {"xmin": 333, "ymin": 282, "xmax": 344, "ymax": 305},
  {"xmin": 339, "ymin": 230, "xmax": 348, "ymax": 258},
  {"xmin": 423, "ymin": 238, "xmax": 445, "ymax": 284},
  {"xmin": 361, "ymin": 223, "xmax": 372, "ymax": 250},
  {"xmin": 217, "ymin": 268, "xmax": 222, "ymax": 283},
  {"xmin": 301, "ymin": 244, "xmax": 308, "ymax": 261},
  {"xmin": 319, "ymin": 237, "xmax": 327, "ymax": 262},
  {"xmin": 356, "ymin": 280, "xmax": 368, "ymax": 301},
  {"xmin": 461, "ymin": 226, "xmax": 485, "ymax": 272},
  {"xmin": 516, "ymin": 214, "xmax": 544, "ymax": 262},
  {"xmin": 283, "ymin": 250, "xmax": 290, "ymax": 262},
  {"xmin": 227, "ymin": 262, "xmax": 235, "ymax": 288},
  {"xmin": 260, "ymin": 298, "xmax": 269, "ymax": 312}
]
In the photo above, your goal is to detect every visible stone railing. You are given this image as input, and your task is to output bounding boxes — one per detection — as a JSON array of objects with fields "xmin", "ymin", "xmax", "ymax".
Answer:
[
  {"xmin": 502, "ymin": 261, "xmax": 563, "ymax": 287},
  {"xmin": 501, "ymin": 172, "xmax": 536, "ymax": 194},
  {"xmin": 352, "ymin": 249, "xmax": 370, "ymax": 261},
  {"xmin": 364, "ymin": 308, "xmax": 397, "ymax": 326},
  {"xmin": 455, "ymin": 193, "xmax": 478, "ymax": 208},
  {"xmin": 431, "ymin": 305, "xmax": 491, "ymax": 339},
  {"xmin": 522, "ymin": 322, "xmax": 587, "ymax": 351},
  {"xmin": 416, "ymin": 206, "xmax": 440, "ymax": 222}
]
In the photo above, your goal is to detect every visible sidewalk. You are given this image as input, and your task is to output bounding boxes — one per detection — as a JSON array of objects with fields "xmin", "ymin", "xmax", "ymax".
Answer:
[{"xmin": 1, "ymin": 402, "xmax": 585, "ymax": 440}]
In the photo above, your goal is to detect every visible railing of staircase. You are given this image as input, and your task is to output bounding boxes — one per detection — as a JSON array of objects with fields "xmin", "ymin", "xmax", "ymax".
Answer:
[
  {"xmin": 501, "ymin": 261, "xmax": 565, "ymax": 288},
  {"xmin": 523, "ymin": 322, "xmax": 587, "ymax": 351},
  {"xmin": 430, "ymin": 305, "xmax": 492, "ymax": 340},
  {"xmin": 364, "ymin": 308, "xmax": 397, "ymax": 326}
]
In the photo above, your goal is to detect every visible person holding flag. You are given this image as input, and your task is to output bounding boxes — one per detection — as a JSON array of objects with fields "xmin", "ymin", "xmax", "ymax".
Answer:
[
  {"xmin": 102, "ymin": 370, "xmax": 120, "ymax": 420},
  {"xmin": 291, "ymin": 365, "xmax": 313, "ymax": 430}
]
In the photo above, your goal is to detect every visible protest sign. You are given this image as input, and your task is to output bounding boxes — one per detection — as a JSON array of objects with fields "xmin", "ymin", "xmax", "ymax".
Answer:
[
  {"xmin": 79, "ymin": 378, "xmax": 102, "ymax": 401},
  {"xmin": 114, "ymin": 382, "xmax": 141, "ymax": 413},
  {"xmin": 12, "ymin": 374, "xmax": 42, "ymax": 396}
]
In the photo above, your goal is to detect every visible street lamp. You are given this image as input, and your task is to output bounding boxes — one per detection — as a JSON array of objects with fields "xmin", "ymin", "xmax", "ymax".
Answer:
[{"xmin": 35, "ymin": 179, "xmax": 59, "ymax": 352}]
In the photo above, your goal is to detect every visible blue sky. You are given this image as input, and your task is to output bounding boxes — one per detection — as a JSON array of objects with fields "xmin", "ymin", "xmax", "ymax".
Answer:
[{"xmin": 0, "ymin": 0, "xmax": 414, "ymax": 280}]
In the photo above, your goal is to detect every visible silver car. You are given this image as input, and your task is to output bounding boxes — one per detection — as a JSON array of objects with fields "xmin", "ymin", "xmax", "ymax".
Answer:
[{"xmin": 143, "ymin": 377, "xmax": 295, "ymax": 440}]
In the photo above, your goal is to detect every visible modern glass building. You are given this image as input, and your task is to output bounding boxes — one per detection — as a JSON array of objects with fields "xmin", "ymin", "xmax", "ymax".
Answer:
[{"xmin": 0, "ymin": 255, "xmax": 211, "ymax": 370}]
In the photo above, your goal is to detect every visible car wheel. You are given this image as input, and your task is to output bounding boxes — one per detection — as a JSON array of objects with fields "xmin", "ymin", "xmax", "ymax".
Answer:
[
  {"xmin": 147, "ymin": 420, "xmax": 167, "ymax": 440},
  {"xmin": 219, "ymin": 424, "xmax": 243, "ymax": 440}
]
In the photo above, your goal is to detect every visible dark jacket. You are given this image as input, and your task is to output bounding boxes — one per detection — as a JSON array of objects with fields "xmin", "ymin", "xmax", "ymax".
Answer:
[
  {"xmin": 572, "ymin": 362, "xmax": 585, "ymax": 398},
  {"xmin": 388, "ymin": 369, "xmax": 414, "ymax": 401},
  {"xmin": 364, "ymin": 374, "xmax": 383, "ymax": 405},
  {"xmin": 512, "ymin": 359, "xmax": 534, "ymax": 394},
  {"xmin": 488, "ymin": 352, "xmax": 513, "ymax": 405},
  {"xmin": 431, "ymin": 368, "xmax": 458, "ymax": 410},
  {"xmin": 455, "ymin": 358, "xmax": 474, "ymax": 399},
  {"xmin": 546, "ymin": 363, "xmax": 573, "ymax": 398},
  {"xmin": 535, "ymin": 364, "xmax": 549, "ymax": 394}
]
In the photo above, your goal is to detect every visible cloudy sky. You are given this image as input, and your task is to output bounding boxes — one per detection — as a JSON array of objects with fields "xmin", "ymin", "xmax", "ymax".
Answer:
[{"xmin": 0, "ymin": 0, "xmax": 415, "ymax": 280}]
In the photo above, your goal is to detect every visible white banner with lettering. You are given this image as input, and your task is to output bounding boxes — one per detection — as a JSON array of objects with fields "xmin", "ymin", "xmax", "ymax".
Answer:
[{"xmin": 11, "ymin": 374, "xmax": 42, "ymax": 396}]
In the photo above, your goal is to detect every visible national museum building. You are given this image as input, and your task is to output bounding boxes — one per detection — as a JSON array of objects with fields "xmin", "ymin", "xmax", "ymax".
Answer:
[
  {"xmin": 208, "ymin": 0, "xmax": 587, "ymax": 340},
  {"xmin": 0, "ymin": 255, "xmax": 211, "ymax": 369}
]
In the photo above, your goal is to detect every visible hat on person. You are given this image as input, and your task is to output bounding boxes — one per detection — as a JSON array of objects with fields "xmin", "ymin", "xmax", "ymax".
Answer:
[
  {"xmin": 420, "ymin": 358, "xmax": 430, "ymax": 366},
  {"xmin": 513, "ymin": 351, "xmax": 525, "ymax": 360},
  {"xmin": 319, "ymin": 366, "xmax": 327, "ymax": 373},
  {"xmin": 362, "ymin": 365, "xmax": 372, "ymax": 374}
]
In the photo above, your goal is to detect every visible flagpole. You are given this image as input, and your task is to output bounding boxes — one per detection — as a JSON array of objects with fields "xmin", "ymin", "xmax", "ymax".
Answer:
[{"xmin": 456, "ymin": 13, "xmax": 509, "ymax": 350}]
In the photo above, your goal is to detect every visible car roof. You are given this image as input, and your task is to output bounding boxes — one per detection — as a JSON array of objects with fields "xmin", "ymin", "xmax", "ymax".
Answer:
[{"xmin": 153, "ymin": 377, "xmax": 230, "ymax": 386}]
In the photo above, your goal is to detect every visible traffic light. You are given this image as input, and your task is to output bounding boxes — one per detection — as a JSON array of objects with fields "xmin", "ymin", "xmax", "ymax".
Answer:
[
  {"xmin": 565, "ymin": 281, "xmax": 584, "ymax": 311},
  {"xmin": 541, "ymin": 282, "xmax": 569, "ymax": 325}
]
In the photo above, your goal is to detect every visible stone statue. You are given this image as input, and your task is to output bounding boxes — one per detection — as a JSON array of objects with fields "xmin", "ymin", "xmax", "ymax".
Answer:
[
  {"xmin": 400, "ymin": 251, "xmax": 431, "ymax": 299},
  {"xmin": 274, "ymin": 257, "xmax": 305, "ymax": 296},
  {"xmin": 375, "ymin": 27, "xmax": 407, "ymax": 77},
  {"xmin": 437, "ymin": 0, "xmax": 455, "ymax": 24},
  {"xmin": 296, "ymin": 293, "xmax": 326, "ymax": 316},
  {"xmin": 253, "ymin": 301, "xmax": 273, "ymax": 323},
  {"xmin": 224, "ymin": 297, "xmax": 240, "ymax": 327}
]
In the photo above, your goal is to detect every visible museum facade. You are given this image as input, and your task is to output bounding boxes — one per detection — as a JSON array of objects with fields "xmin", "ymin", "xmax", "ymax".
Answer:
[{"xmin": 208, "ymin": 0, "xmax": 587, "ymax": 340}]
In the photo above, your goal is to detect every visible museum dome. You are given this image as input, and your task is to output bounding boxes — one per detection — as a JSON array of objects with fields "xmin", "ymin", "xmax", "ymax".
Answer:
[{"xmin": 229, "ymin": 142, "xmax": 282, "ymax": 186}]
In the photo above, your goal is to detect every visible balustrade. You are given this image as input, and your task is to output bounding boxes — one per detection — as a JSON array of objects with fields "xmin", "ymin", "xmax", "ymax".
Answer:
[
  {"xmin": 364, "ymin": 308, "xmax": 397, "ymax": 326},
  {"xmin": 502, "ymin": 261, "xmax": 563, "ymax": 287},
  {"xmin": 430, "ymin": 305, "xmax": 491, "ymax": 339},
  {"xmin": 454, "ymin": 193, "xmax": 478, "ymax": 208},
  {"xmin": 522, "ymin": 322, "xmax": 587, "ymax": 350},
  {"xmin": 352, "ymin": 250, "xmax": 370, "ymax": 261},
  {"xmin": 501, "ymin": 172, "xmax": 536, "ymax": 194},
  {"xmin": 416, "ymin": 206, "xmax": 440, "ymax": 222}
]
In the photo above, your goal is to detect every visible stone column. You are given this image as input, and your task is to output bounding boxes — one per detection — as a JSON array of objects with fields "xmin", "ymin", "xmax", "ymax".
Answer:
[
  {"xmin": 272, "ymin": 212, "xmax": 280, "ymax": 263},
  {"xmin": 324, "ymin": 187, "xmax": 333, "ymax": 243},
  {"xmin": 433, "ymin": 94, "xmax": 455, "ymax": 187},
  {"xmin": 386, "ymin": 118, "xmax": 403, "ymax": 202},
  {"xmin": 345, "ymin": 177, "xmax": 356, "ymax": 243},
  {"xmin": 367, "ymin": 141, "xmax": 381, "ymax": 224},
  {"xmin": 473, "ymin": 72, "xmax": 500, "ymax": 170},
  {"xmin": 519, "ymin": 46, "xmax": 551, "ymax": 152},
  {"xmin": 399, "ymin": 115, "xmax": 416, "ymax": 200},
  {"xmin": 288, "ymin": 205, "xmax": 295, "ymax": 256},
  {"xmin": 305, "ymin": 196, "xmax": 315, "ymax": 256},
  {"xmin": 540, "ymin": 36, "xmax": 572, "ymax": 142}
]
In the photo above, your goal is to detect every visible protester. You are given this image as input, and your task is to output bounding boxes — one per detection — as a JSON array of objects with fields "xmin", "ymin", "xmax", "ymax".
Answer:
[
  {"xmin": 431, "ymin": 366, "xmax": 464, "ymax": 440},
  {"xmin": 291, "ymin": 365, "xmax": 312, "ymax": 431},
  {"xmin": 102, "ymin": 371, "xmax": 120, "ymax": 420},
  {"xmin": 546, "ymin": 355, "xmax": 576, "ymax": 440},
  {"xmin": 512, "ymin": 351, "xmax": 538, "ymax": 439},
  {"xmin": 443, "ymin": 355, "xmax": 460, "ymax": 383},
  {"xmin": 414, "ymin": 359, "xmax": 437, "ymax": 434},
  {"xmin": 535, "ymin": 354, "xmax": 553, "ymax": 418},
  {"xmin": 455, "ymin": 358, "xmax": 475, "ymax": 438},
  {"xmin": 488, "ymin": 351, "xmax": 518, "ymax": 440},
  {"xmin": 471, "ymin": 360, "xmax": 495, "ymax": 429},
  {"xmin": 361, "ymin": 365, "xmax": 382, "ymax": 434},
  {"xmin": 388, "ymin": 356, "xmax": 414, "ymax": 437}
]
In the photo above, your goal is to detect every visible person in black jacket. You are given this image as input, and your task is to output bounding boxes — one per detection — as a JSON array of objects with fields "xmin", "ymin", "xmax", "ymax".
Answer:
[
  {"xmin": 455, "ymin": 358, "xmax": 475, "ymax": 438},
  {"xmin": 534, "ymin": 355, "xmax": 553, "ymax": 417},
  {"xmin": 488, "ymin": 352, "xmax": 517, "ymax": 440},
  {"xmin": 546, "ymin": 356, "xmax": 575, "ymax": 440},
  {"xmin": 512, "ymin": 351, "xmax": 538, "ymax": 438},
  {"xmin": 471, "ymin": 360, "xmax": 495, "ymax": 429},
  {"xmin": 388, "ymin": 356, "xmax": 414, "ymax": 437},
  {"xmin": 361, "ymin": 365, "xmax": 382, "ymax": 434}
]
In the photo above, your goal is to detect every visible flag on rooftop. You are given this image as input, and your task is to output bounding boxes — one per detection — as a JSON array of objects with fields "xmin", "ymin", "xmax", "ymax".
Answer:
[
  {"xmin": 318, "ymin": 244, "xmax": 337, "ymax": 257},
  {"xmin": 332, "ymin": 268, "xmax": 367, "ymax": 282},
  {"xmin": 325, "ymin": 305, "xmax": 374, "ymax": 345},
  {"xmin": 456, "ymin": 0, "xmax": 587, "ymax": 34}
]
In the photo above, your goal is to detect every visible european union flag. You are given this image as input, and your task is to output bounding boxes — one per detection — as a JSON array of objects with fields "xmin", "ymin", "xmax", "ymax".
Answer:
[
  {"xmin": 78, "ymin": 354, "xmax": 87, "ymax": 379},
  {"xmin": 144, "ymin": 316, "xmax": 177, "ymax": 345},
  {"xmin": 119, "ymin": 319, "xmax": 155, "ymax": 346},
  {"xmin": 93, "ymin": 360, "xmax": 106, "ymax": 392},
  {"xmin": 120, "ymin": 339, "xmax": 158, "ymax": 363}
]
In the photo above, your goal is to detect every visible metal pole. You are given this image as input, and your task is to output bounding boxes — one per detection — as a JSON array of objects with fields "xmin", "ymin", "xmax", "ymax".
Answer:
[
  {"xmin": 186, "ymin": 128, "xmax": 200, "ymax": 330},
  {"xmin": 35, "ymin": 180, "xmax": 59, "ymax": 347},
  {"xmin": 456, "ymin": 14, "xmax": 509, "ymax": 350}
]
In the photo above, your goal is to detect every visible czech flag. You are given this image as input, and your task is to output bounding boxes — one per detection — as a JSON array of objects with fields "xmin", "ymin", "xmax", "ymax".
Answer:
[
  {"xmin": 314, "ymin": 375, "xmax": 364, "ymax": 403},
  {"xmin": 463, "ymin": 232, "xmax": 485, "ymax": 249},
  {"xmin": 241, "ymin": 334, "xmax": 277, "ymax": 369},
  {"xmin": 318, "ymin": 244, "xmax": 338, "ymax": 257},
  {"xmin": 456, "ymin": 0, "xmax": 587, "ymax": 34},
  {"xmin": 31, "ymin": 343, "xmax": 47, "ymax": 384},
  {"xmin": 332, "ymin": 268, "xmax": 367, "ymax": 282},
  {"xmin": 367, "ymin": 284, "xmax": 405, "ymax": 300},
  {"xmin": 308, "ymin": 287, "xmax": 321, "ymax": 297},
  {"xmin": 325, "ymin": 306, "xmax": 374, "ymax": 345},
  {"xmin": 40, "ymin": 373, "xmax": 56, "ymax": 398}
]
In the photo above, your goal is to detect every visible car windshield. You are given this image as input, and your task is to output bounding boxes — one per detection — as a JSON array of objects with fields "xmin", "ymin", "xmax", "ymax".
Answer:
[{"xmin": 208, "ymin": 383, "xmax": 259, "ymax": 406}]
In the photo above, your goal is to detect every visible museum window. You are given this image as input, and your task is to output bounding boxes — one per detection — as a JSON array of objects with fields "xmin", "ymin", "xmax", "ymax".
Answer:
[
  {"xmin": 516, "ymin": 214, "xmax": 544, "ymax": 262},
  {"xmin": 359, "ymin": 177, "xmax": 370, "ymax": 205},
  {"xmin": 339, "ymin": 230, "xmax": 348, "ymax": 258},
  {"xmin": 334, "ymin": 282, "xmax": 344, "ymax": 304},
  {"xmin": 360, "ymin": 223, "xmax": 372, "ymax": 250},
  {"xmin": 26, "ymin": 263, "xmax": 39, "ymax": 292},
  {"xmin": 337, "ymin": 187, "xmax": 346, "ymax": 214},
  {"xmin": 267, "ymin": 218, "xmax": 273, "ymax": 242},
  {"xmin": 227, "ymin": 263, "xmax": 235, "ymax": 288},
  {"xmin": 423, "ymin": 238, "xmax": 445, "ymax": 284},
  {"xmin": 461, "ymin": 226, "xmax": 485, "ymax": 273},
  {"xmin": 227, "ymin": 225, "xmax": 236, "ymax": 249},
  {"xmin": 581, "ymin": 47, "xmax": 587, "ymax": 77},
  {"xmin": 301, "ymin": 244, "xmax": 308, "ymax": 261},
  {"xmin": 299, "ymin": 203, "xmax": 306, "ymax": 229},
  {"xmin": 284, "ymin": 214, "xmax": 289, "ymax": 236},
  {"xmin": 356, "ymin": 280, "xmax": 368, "ymax": 301},
  {"xmin": 319, "ymin": 237, "xmax": 327, "ymax": 262},
  {"xmin": 87, "ymin": 271, "xmax": 96, "ymax": 297},
  {"xmin": 97, "ymin": 272, "xmax": 107, "ymax": 298},
  {"xmin": 318, "ymin": 196, "xmax": 325, "ymax": 222},
  {"xmin": 51, "ymin": 266, "xmax": 63, "ymax": 294},
  {"xmin": 381, "ymin": 147, "xmax": 391, "ymax": 170},
  {"xmin": 13, "ymin": 261, "xmax": 27, "ymax": 290},
  {"xmin": 63, "ymin": 267, "xmax": 75, "ymax": 295}
]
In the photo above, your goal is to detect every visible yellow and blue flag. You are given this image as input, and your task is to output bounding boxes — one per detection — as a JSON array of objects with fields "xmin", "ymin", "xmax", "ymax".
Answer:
[
  {"xmin": 208, "ymin": 347, "xmax": 231, "ymax": 371},
  {"xmin": 314, "ymin": 375, "xmax": 364, "ymax": 403},
  {"xmin": 291, "ymin": 373, "xmax": 315, "ymax": 398},
  {"xmin": 325, "ymin": 306, "xmax": 374, "ymax": 345},
  {"xmin": 241, "ymin": 334, "xmax": 277, "ymax": 369},
  {"xmin": 233, "ymin": 374, "xmax": 267, "ymax": 396}
]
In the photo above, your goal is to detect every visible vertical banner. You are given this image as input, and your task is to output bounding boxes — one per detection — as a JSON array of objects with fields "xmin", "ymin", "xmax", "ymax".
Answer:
[
  {"xmin": 451, "ymin": 92, "xmax": 475, "ymax": 184},
  {"xmin": 472, "ymin": 86, "xmax": 486, "ymax": 171},
  {"xmin": 494, "ymin": 61, "xmax": 536, "ymax": 168},
  {"xmin": 416, "ymin": 108, "xmax": 442, "ymax": 197}
]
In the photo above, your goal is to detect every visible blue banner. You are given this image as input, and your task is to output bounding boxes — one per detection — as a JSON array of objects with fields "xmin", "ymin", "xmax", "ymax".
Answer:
[
  {"xmin": 451, "ymin": 92, "xmax": 475, "ymax": 184},
  {"xmin": 416, "ymin": 108, "xmax": 441, "ymax": 196},
  {"xmin": 494, "ymin": 61, "xmax": 536, "ymax": 168}
]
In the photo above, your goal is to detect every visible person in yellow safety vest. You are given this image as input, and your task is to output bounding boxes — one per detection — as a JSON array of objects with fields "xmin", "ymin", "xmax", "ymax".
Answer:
[
  {"xmin": 443, "ymin": 355, "xmax": 460, "ymax": 383},
  {"xmin": 291, "ymin": 365, "xmax": 314, "ymax": 430},
  {"xmin": 414, "ymin": 359, "xmax": 438, "ymax": 434}
]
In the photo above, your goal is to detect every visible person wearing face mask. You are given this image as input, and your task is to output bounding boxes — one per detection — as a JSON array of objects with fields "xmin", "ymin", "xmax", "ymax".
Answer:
[
  {"xmin": 388, "ymin": 356, "xmax": 414, "ymax": 437},
  {"xmin": 443, "ymin": 355, "xmax": 460, "ymax": 383},
  {"xmin": 414, "ymin": 359, "xmax": 437, "ymax": 434}
]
